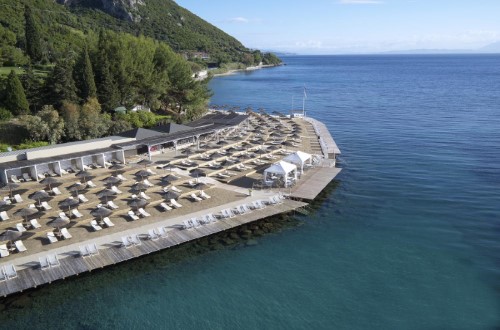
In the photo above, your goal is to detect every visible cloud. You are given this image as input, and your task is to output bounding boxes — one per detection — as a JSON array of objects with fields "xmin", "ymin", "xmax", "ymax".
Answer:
[
  {"xmin": 227, "ymin": 17, "xmax": 250, "ymax": 24},
  {"xmin": 338, "ymin": 0, "xmax": 384, "ymax": 4}
]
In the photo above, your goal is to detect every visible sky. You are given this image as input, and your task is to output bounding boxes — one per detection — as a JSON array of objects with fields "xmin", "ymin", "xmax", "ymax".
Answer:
[{"xmin": 174, "ymin": 0, "xmax": 500, "ymax": 54}]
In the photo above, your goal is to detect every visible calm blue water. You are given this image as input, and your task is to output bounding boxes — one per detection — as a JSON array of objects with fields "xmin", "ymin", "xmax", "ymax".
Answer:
[{"xmin": 1, "ymin": 55, "xmax": 500, "ymax": 329}]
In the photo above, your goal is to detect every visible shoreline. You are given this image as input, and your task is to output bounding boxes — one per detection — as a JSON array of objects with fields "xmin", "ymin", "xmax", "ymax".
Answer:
[{"xmin": 212, "ymin": 64, "xmax": 282, "ymax": 78}]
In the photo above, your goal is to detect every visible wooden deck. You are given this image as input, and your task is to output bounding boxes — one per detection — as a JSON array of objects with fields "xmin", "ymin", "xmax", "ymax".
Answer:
[
  {"xmin": 0, "ymin": 199, "xmax": 307, "ymax": 297},
  {"xmin": 290, "ymin": 167, "xmax": 342, "ymax": 201},
  {"xmin": 304, "ymin": 117, "xmax": 341, "ymax": 157}
]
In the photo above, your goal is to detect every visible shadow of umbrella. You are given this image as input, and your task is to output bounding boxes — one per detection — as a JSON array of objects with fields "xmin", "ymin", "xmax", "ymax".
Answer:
[
  {"xmin": 59, "ymin": 197, "xmax": 80, "ymax": 212},
  {"xmin": 135, "ymin": 159, "xmax": 153, "ymax": 168},
  {"xmin": 128, "ymin": 198, "xmax": 149, "ymax": 210},
  {"xmin": 163, "ymin": 191, "xmax": 180, "ymax": 200},
  {"xmin": 91, "ymin": 206, "xmax": 113, "ymax": 221},
  {"xmin": 0, "ymin": 182, "xmax": 20, "ymax": 198},
  {"xmin": 190, "ymin": 168, "xmax": 206, "ymax": 178},
  {"xmin": 14, "ymin": 207, "xmax": 39, "ymax": 223},
  {"xmin": 108, "ymin": 163, "xmax": 126, "ymax": 174},
  {"xmin": 75, "ymin": 170, "xmax": 93, "ymax": 183},
  {"xmin": 97, "ymin": 189, "xmax": 117, "ymax": 203},
  {"xmin": 40, "ymin": 177, "xmax": 60, "ymax": 190},
  {"xmin": 29, "ymin": 190, "xmax": 51, "ymax": 205}
]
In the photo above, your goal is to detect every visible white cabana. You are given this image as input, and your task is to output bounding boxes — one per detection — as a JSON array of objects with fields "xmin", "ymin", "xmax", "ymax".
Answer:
[
  {"xmin": 283, "ymin": 150, "xmax": 312, "ymax": 173},
  {"xmin": 263, "ymin": 160, "xmax": 298, "ymax": 187}
]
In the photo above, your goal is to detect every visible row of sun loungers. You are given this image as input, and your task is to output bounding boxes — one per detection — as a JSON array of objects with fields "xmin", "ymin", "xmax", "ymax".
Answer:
[
  {"xmin": 0, "ymin": 264, "xmax": 17, "ymax": 280},
  {"xmin": 0, "ymin": 240, "xmax": 27, "ymax": 257},
  {"xmin": 148, "ymin": 227, "xmax": 168, "ymax": 240},
  {"xmin": 39, "ymin": 254, "xmax": 60, "ymax": 269},
  {"xmin": 122, "ymin": 234, "xmax": 141, "ymax": 248},
  {"xmin": 127, "ymin": 208, "xmax": 151, "ymax": 221},
  {"xmin": 80, "ymin": 243, "xmax": 99, "ymax": 257},
  {"xmin": 46, "ymin": 228, "xmax": 72, "ymax": 243}
]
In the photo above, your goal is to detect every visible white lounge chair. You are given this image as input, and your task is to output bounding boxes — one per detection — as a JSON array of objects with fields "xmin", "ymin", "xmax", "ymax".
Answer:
[
  {"xmin": 47, "ymin": 254, "xmax": 60, "ymax": 267},
  {"xmin": 130, "ymin": 235, "xmax": 141, "ymax": 246},
  {"xmin": 4, "ymin": 264, "xmax": 17, "ymax": 279},
  {"xmin": 242, "ymin": 204, "xmax": 252, "ymax": 213},
  {"xmin": 235, "ymin": 205, "xmax": 247, "ymax": 215},
  {"xmin": 29, "ymin": 203, "xmax": 37, "ymax": 209},
  {"xmin": 39, "ymin": 256, "xmax": 50, "ymax": 269},
  {"xmin": 41, "ymin": 201, "xmax": 52, "ymax": 210},
  {"xmin": 13, "ymin": 194, "xmax": 23, "ymax": 203},
  {"xmin": 30, "ymin": 219, "xmax": 42, "ymax": 228},
  {"xmin": 47, "ymin": 231, "xmax": 58, "ymax": 243},
  {"xmin": 107, "ymin": 200, "xmax": 119, "ymax": 209},
  {"xmin": 86, "ymin": 180, "xmax": 97, "ymax": 188},
  {"xmin": 190, "ymin": 218, "xmax": 201, "ymax": 227},
  {"xmin": 0, "ymin": 211, "xmax": 9, "ymax": 221},
  {"xmin": 183, "ymin": 220, "xmax": 192, "ymax": 229},
  {"xmin": 0, "ymin": 244, "xmax": 9, "ymax": 258},
  {"xmin": 60, "ymin": 168, "xmax": 68, "ymax": 175},
  {"xmin": 220, "ymin": 209, "xmax": 231, "ymax": 219},
  {"xmin": 111, "ymin": 186, "xmax": 122, "ymax": 194},
  {"xmin": 71, "ymin": 209, "xmax": 83, "ymax": 218},
  {"xmin": 148, "ymin": 229, "xmax": 159, "ymax": 240},
  {"xmin": 61, "ymin": 228, "xmax": 72, "ymax": 239},
  {"xmin": 102, "ymin": 217, "xmax": 114, "ymax": 227},
  {"xmin": 128, "ymin": 211, "xmax": 139, "ymax": 221},
  {"xmin": 22, "ymin": 173, "xmax": 33, "ymax": 181},
  {"xmin": 190, "ymin": 193, "xmax": 202, "ymax": 202},
  {"xmin": 199, "ymin": 191, "xmax": 211, "ymax": 199},
  {"xmin": 157, "ymin": 227, "xmax": 168, "ymax": 237},
  {"xmin": 122, "ymin": 236, "xmax": 132, "ymax": 248},
  {"xmin": 59, "ymin": 212, "xmax": 70, "ymax": 221},
  {"xmin": 187, "ymin": 180, "xmax": 196, "ymax": 187},
  {"xmin": 170, "ymin": 199, "xmax": 182, "ymax": 208},
  {"xmin": 2, "ymin": 196, "xmax": 11, "ymax": 205},
  {"xmin": 14, "ymin": 240, "xmax": 27, "ymax": 252},
  {"xmin": 146, "ymin": 169, "xmax": 157, "ymax": 175},
  {"xmin": 10, "ymin": 175, "xmax": 21, "ymax": 183},
  {"xmin": 51, "ymin": 187, "xmax": 62, "ymax": 195},
  {"xmin": 143, "ymin": 179, "xmax": 154, "ymax": 187},
  {"xmin": 138, "ymin": 208, "xmax": 151, "ymax": 217},
  {"xmin": 78, "ymin": 194, "xmax": 89, "ymax": 203},
  {"xmin": 37, "ymin": 173, "xmax": 46, "ymax": 180},
  {"xmin": 117, "ymin": 174, "xmax": 128, "ymax": 181},
  {"xmin": 139, "ymin": 192, "xmax": 150, "ymax": 200},
  {"xmin": 170, "ymin": 186, "xmax": 182, "ymax": 193},
  {"xmin": 16, "ymin": 223, "xmax": 26, "ymax": 233},
  {"xmin": 90, "ymin": 220, "xmax": 102, "ymax": 231},
  {"xmin": 80, "ymin": 245, "xmax": 90, "ymax": 257},
  {"xmin": 88, "ymin": 243, "xmax": 99, "ymax": 255},
  {"xmin": 160, "ymin": 202, "xmax": 172, "ymax": 211}
]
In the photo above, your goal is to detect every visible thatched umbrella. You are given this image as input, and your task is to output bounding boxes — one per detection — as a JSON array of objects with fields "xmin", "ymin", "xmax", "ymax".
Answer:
[
  {"xmin": 67, "ymin": 183, "xmax": 86, "ymax": 196},
  {"xmin": 238, "ymin": 153, "xmax": 253, "ymax": 160},
  {"xmin": 133, "ymin": 182, "xmax": 150, "ymax": 192},
  {"xmin": 97, "ymin": 189, "xmax": 117, "ymax": 202},
  {"xmin": 108, "ymin": 163, "xmax": 126, "ymax": 174},
  {"xmin": 40, "ymin": 177, "xmax": 59, "ymax": 190},
  {"xmin": 91, "ymin": 206, "xmax": 113, "ymax": 220},
  {"xmin": 190, "ymin": 168, "xmax": 206, "ymax": 177},
  {"xmin": 136, "ymin": 159, "xmax": 153, "ymax": 168},
  {"xmin": 128, "ymin": 198, "xmax": 149, "ymax": 210},
  {"xmin": 161, "ymin": 174, "xmax": 179, "ymax": 184},
  {"xmin": 217, "ymin": 140, "xmax": 229, "ymax": 146},
  {"xmin": 15, "ymin": 207, "xmax": 39, "ymax": 223},
  {"xmin": 103, "ymin": 176, "xmax": 122, "ymax": 186},
  {"xmin": 222, "ymin": 159, "xmax": 236, "ymax": 167},
  {"xmin": 0, "ymin": 230, "xmax": 22, "ymax": 245},
  {"xmin": 253, "ymin": 148, "xmax": 268, "ymax": 155},
  {"xmin": 48, "ymin": 217, "xmax": 70, "ymax": 231},
  {"xmin": 0, "ymin": 182, "xmax": 20, "ymax": 198},
  {"xmin": 59, "ymin": 197, "xmax": 79, "ymax": 212},
  {"xmin": 194, "ymin": 182, "xmax": 210, "ymax": 190},
  {"xmin": 163, "ymin": 191, "xmax": 180, "ymax": 200},
  {"xmin": 29, "ymin": 190, "xmax": 51, "ymax": 205},
  {"xmin": 75, "ymin": 170, "xmax": 93, "ymax": 182},
  {"xmin": 135, "ymin": 169, "xmax": 152, "ymax": 180},
  {"xmin": 181, "ymin": 147, "xmax": 196, "ymax": 155}
]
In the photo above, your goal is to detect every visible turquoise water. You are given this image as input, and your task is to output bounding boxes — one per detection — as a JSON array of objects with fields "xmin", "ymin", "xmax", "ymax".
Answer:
[{"xmin": 1, "ymin": 55, "xmax": 500, "ymax": 329}]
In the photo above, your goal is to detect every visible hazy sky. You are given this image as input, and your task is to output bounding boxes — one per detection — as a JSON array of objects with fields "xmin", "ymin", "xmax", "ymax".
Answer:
[{"xmin": 175, "ymin": 0, "xmax": 500, "ymax": 54}]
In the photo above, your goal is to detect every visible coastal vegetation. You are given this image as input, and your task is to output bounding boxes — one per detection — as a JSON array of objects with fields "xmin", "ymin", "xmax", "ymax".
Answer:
[{"xmin": 0, "ymin": 1, "xmax": 280, "ymax": 150}]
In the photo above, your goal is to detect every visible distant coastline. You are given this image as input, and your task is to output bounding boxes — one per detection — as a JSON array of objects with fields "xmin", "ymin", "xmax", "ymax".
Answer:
[{"xmin": 212, "ymin": 64, "xmax": 282, "ymax": 78}]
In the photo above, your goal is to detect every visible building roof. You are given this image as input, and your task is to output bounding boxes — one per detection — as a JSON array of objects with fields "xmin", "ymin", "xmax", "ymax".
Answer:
[
  {"xmin": 116, "ymin": 128, "xmax": 165, "ymax": 140},
  {"xmin": 264, "ymin": 161, "xmax": 297, "ymax": 175}
]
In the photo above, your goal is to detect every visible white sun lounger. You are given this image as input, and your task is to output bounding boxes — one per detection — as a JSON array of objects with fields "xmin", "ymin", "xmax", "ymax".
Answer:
[
  {"xmin": 88, "ymin": 243, "xmax": 99, "ymax": 255},
  {"xmin": 111, "ymin": 186, "xmax": 122, "ymax": 194},
  {"xmin": 90, "ymin": 220, "xmax": 102, "ymax": 231},
  {"xmin": 0, "ymin": 244, "xmax": 9, "ymax": 258},
  {"xmin": 148, "ymin": 229, "xmax": 159, "ymax": 240},
  {"xmin": 107, "ymin": 200, "xmax": 119, "ymax": 209},
  {"xmin": 47, "ymin": 231, "xmax": 58, "ymax": 243},
  {"xmin": 190, "ymin": 193, "xmax": 202, "ymax": 202},
  {"xmin": 2, "ymin": 197, "xmax": 11, "ymax": 205},
  {"xmin": 103, "ymin": 217, "xmax": 115, "ymax": 227},
  {"xmin": 61, "ymin": 228, "xmax": 72, "ymax": 239},
  {"xmin": 146, "ymin": 169, "xmax": 157, "ymax": 175},
  {"xmin": 22, "ymin": 173, "xmax": 33, "ymax": 181},
  {"xmin": 129, "ymin": 235, "xmax": 141, "ymax": 246},
  {"xmin": 187, "ymin": 180, "xmax": 196, "ymax": 187},
  {"xmin": 139, "ymin": 192, "xmax": 150, "ymax": 200},
  {"xmin": 190, "ymin": 218, "xmax": 201, "ymax": 227},
  {"xmin": 41, "ymin": 201, "xmax": 52, "ymax": 210},
  {"xmin": 51, "ymin": 187, "xmax": 62, "ymax": 195},
  {"xmin": 242, "ymin": 204, "xmax": 252, "ymax": 213},
  {"xmin": 128, "ymin": 211, "xmax": 139, "ymax": 221},
  {"xmin": 78, "ymin": 194, "xmax": 89, "ymax": 203},
  {"xmin": 207, "ymin": 213, "xmax": 217, "ymax": 222},
  {"xmin": 29, "ymin": 203, "xmax": 37, "ymax": 209},
  {"xmin": 170, "ymin": 186, "xmax": 182, "ymax": 193},
  {"xmin": 0, "ymin": 211, "xmax": 9, "ymax": 221},
  {"xmin": 16, "ymin": 223, "xmax": 26, "ymax": 233},
  {"xmin": 39, "ymin": 256, "xmax": 50, "ymax": 269},
  {"xmin": 170, "ymin": 199, "xmax": 182, "ymax": 208},
  {"xmin": 59, "ymin": 212, "xmax": 70, "ymax": 221},
  {"xmin": 71, "ymin": 209, "xmax": 83, "ymax": 218},
  {"xmin": 13, "ymin": 194, "xmax": 23, "ymax": 203},
  {"xmin": 117, "ymin": 174, "xmax": 128, "ymax": 181},
  {"xmin": 4, "ymin": 264, "xmax": 17, "ymax": 279},
  {"xmin": 160, "ymin": 202, "xmax": 172, "ymax": 211},
  {"xmin": 47, "ymin": 254, "xmax": 60, "ymax": 267},
  {"xmin": 10, "ymin": 175, "xmax": 21, "ymax": 183},
  {"xmin": 138, "ymin": 208, "xmax": 151, "ymax": 217},
  {"xmin": 14, "ymin": 240, "xmax": 27, "ymax": 252},
  {"xmin": 183, "ymin": 220, "xmax": 192, "ymax": 229},
  {"xmin": 235, "ymin": 205, "xmax": 247, "ymax": 215},
  {"xmin": 143, "ymin": 179, "xmax": 154, "ymax": 187},
  {"xmin": 122, "ymin": 236, "xmax": 132, "ymax": 248},
  {"xmin": 80, "ymin": 245, "xmax": 90, "ymax": 257},
  {"xmin": 157, "ymin": 227, "xmax": 168, "ymax": 237},
  {"xmin": 30, "ymin": 219, "xmax": 42, "ymax": 228},
  {"xmin": 86, "ymin": 180, "xmax": 97, "ymax": 188},
  {"xmin": 199, "ymin": 191, "xmax": 211, "ymax": 199}
]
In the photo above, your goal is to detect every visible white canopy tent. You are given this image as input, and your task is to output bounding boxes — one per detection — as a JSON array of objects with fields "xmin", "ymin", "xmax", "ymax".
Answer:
[
  {"xmin": 263, "ymin": 160, "xmax": 298, "ymax": 187},
  {"xmin": 283, "ymin": 150, "xmax": 312, "ymax": 173}
]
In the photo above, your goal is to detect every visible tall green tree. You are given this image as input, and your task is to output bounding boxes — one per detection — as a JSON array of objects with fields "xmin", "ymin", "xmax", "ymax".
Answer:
[
  {"xmin": 94, "ymin": 55, "xmax": 120, "ymax": 111},
  {"xmin": 74, "ymin": 47, "xmax": 97, "ymax": 101},
  {"xmin": 24, "ymin": 5, "xmax": 43, "ymax": 63},
  {"xmin": 44, "ymin": 58, "xmax": 79, "ymax": 107},
  {"xmin": 4, "ymin": 70, "xmax": 29, "ymax": 115}
]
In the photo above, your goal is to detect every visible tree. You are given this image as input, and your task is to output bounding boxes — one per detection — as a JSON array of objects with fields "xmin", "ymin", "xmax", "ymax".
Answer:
[
  {"xmin": 24, "ymin": 5, "xmax": 43, "ymax": 62},
  {"xmin": 79, "ymin": 97, "xmax": 111, "ymax": 139},
  {"xmin": 44, "ymin": 58, "xmax": 79, "ymax": 107},
  {"xmin": 19, "ymin": 105, "xmax": 64, "ymax": 144},
  {"xmin": 4, "ymin": 70, "xmax": 30, "ymax": 115},
  {"xmin": 60, "ymin": 101, "xmax": 82, "ymax": 141},
  {"xmin": 19, "ymin": 115, "xmax": 46, "ymax": 142},
  {"xmin": 74, "ymin": 47, "xmax": 97, "ymax": 101},
  {"xmin": 94, "ymin": 55, "xmax": 120, "ymax": 111}
]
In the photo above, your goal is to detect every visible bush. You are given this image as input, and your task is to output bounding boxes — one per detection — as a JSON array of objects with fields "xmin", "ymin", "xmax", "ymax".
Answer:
[
  {"xmin": 0, "ymin": 108, "xmax": 12, "ymax": 121},
  {"xmin": 14, "ymin": 141, "xmax": 49, "ymax": 150}
]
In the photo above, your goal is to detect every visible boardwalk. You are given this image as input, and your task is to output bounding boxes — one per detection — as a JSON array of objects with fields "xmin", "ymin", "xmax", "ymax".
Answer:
[{"xmin": 291, "ymin": 167, "xmax": 342, "ymax": 201}]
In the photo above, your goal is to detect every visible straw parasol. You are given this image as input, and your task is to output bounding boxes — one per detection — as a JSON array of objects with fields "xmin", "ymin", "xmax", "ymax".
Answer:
[
  {"xmin": 222, "ymin": 159, "xmax": 236, "ymax": 167},
  {"xmin": 97, "ymin": 189, "xmax": 117, "ymax": 202},
  {"xmin": 91, "ymin": 206, "xmax": 113, "ymax": 220},
  {"xmin": 190, "ymin": 168, "xmax": 206, "ymax": 177},
  {"xmin": 135, "ymin": 169, "xmax": 152, "ymax": 179},
  {"xmin": 75, "ymin": 170, "xmax": 93, "ymax": 182},
  {"xmin": 128, "ymin": 198, "xmax": 149, "ymax": 210},
  {"xmin": 14, "ymin": 207, "xmax": 38, "ymax": 222},
  {"xmin": 29, "ymin": 190, "xmax": 51, "ymax": 204},
  {"xmin": 136, "ymin": 159, "xmax": 153, "ymax": 168},
  {"xmin": 133, "ymin": 182, "xmax": 150, "ymax": 192},
  {"xmin": 67, "ymin": 183, "xmax": 86, "ymax": 196},
  {"xmin": 0, "ymin": 230, "xmax": 22, "ymax": 244},
  {"xmin": 161, "ymin": 174, "xmax": 179, "ymax": 184},
  {"xmin": 103, "ymin": 176, "xmax": 122, "ymax": 186},
  {"xmin": 59, "ymin": 197, "xmax": 79, "ymax": 212},
  {"xmin": 48, "ymin": 217, "xmax": 70, "ymax": 230},
  {"xmin": 108, "ymin": 163, "xmax": 126, "ymax": 174},
  {"xmin": 163, "ymin": 191, "xmax": 180, "ymax": 200},
  {"xmin": 40, "ymin": 177, "xmax": 59, "ymax": 190},
  {"xmin": 0, "ymin": 182, "xmax": 20, "ymax": 198}
]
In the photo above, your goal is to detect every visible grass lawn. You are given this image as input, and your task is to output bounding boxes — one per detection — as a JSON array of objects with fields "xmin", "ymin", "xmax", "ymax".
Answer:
[{"xmin": 0, "ymin": 66, "xmax": 52, "ymax": 77}]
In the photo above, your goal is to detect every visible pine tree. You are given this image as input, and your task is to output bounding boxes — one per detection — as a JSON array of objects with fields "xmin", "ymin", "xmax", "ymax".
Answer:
[
  {"xmin": 75, "ymin": 47, "xmax": 97, "ymax": 101},
  {"xmin": 95, "ymin": 56, "xmax": 120, "ymax": 111},
  {"xmin": 4, "ymin": 70, "xmax": 29, "ymax": 115},
  {"xmin": 24, "ymin": 5, "xmax": 43, "ymax": 63},
  {"xmin": 44, "ymin": 58, "xmax": 79, "ymax": 107}
]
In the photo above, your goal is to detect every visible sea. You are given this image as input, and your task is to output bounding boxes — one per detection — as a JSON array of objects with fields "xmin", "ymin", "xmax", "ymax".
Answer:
[{"xmin": 1, "ymin": 54, "xmax": 499, "ymax": 329}]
